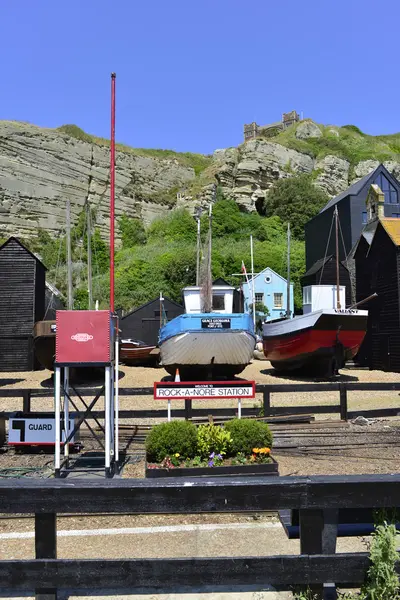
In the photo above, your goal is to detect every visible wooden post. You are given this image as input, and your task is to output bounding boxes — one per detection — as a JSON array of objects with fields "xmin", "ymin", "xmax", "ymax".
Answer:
[
  {"xmin": 22, "ymin": 389, "xmax": 31, "ymax": 414},
  {"xmin": 35, "ymin": 513, "xmax": 57, "ymax": 600},
  {"xmin": 299, "ymin": 509, "xmax": 324, "ymax": 599},
  {"xmin": 339, "ymin": 384, "xmax": 348, "ymax": 421},
  {"xmin": 184, "ymin": 399, "xmax": 192, "ymax": 420},
  {"xmin": 263, "ymin": 390, "xmax": 271, "ymax": 416}
]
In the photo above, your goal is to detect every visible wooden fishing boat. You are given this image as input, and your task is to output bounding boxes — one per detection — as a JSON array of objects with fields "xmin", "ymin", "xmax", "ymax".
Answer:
[
  {"xmin": 159, "ymin": 202, "xmax": 256, "ymax": 379},
  {"xmin": 263, "ymin": 308, "xmax": 368, "ymax": 374},
  {"xmin": 263, "ymin": 208, "xmax": 369, "ymax": 375},
  {"xmin": 33, "ymin": 320, "xmax": 56, "ymax": 371}
]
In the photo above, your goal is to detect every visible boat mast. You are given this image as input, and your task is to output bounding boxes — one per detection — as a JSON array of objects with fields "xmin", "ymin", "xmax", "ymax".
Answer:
[
  {"xmin": 334, "ymin": 206, "xmax": 341, "ymax": 309},
  {"xmin": 66, "ymin": 199, "xmax": 73, "ymax": 310},
  {"xmin": 110, "ymin": 72, "xmax": 116, "ymax": 313},
  {"xmin": 286, "ymin": 222, "xmax": 291, "ymax": 318},
  {"xmin": 250, "ymin": 234, "xmax": 256, "ymax": 328},
  {"xmin": 195, "ymin": 208, "xmax": 201, "ymax": 286},
  {"xmin": 87, "ymin": 202, "xmax": 93, "ymax": 310}
]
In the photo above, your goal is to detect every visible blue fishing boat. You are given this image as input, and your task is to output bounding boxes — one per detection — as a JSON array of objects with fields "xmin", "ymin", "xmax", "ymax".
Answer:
[
  {"xmin": 159, "ymin": 201, "xmax": 256, "ymax": 379},
  {"xmin": 159, "ymin": 299, "xmax": 255, "ymax": 379}
]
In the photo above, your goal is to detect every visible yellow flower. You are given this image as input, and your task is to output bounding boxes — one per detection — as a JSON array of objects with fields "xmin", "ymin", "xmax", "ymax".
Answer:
[
  {"xmin": 175, "ymin": 453, "xmax": 180, "ymax": 458},
  {"xmin": 252, "ymin": 448, "xmax": 260, "ymax": 454},
  {"xmin": 260, "ymin": 448, "xmax": 270, "ymax": 454}
]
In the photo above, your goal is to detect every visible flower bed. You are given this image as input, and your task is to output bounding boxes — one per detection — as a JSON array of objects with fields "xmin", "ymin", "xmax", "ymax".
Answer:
[{"xmin": 145, "ymin": 419, "xmax": 279, "ymax": 477}]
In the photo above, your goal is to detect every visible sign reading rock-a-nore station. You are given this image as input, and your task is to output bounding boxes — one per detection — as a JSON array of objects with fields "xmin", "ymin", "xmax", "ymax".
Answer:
[{"xmin": 153, "ymin": 381, "xmax": 256, "ymax": 400}]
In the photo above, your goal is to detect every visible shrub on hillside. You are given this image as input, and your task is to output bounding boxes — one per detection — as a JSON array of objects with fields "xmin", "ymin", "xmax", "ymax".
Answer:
[
  {"xmin": 146, "ymin": 421, "xmax": 197, "ymax": 462},
  {"xmin": 147, "ymin": 208, "xmax": 197, "ymax": 243},
  {"xmin": 264, "ymin": 174, "xmax": 329, "ymax": 240},
  {"xmin": 224, "ymin": 419, "xmax": 273, "ymax": 456},
  {"xmin": 118, "ymin": 214, "xmax": 147, "ymax": 247}
]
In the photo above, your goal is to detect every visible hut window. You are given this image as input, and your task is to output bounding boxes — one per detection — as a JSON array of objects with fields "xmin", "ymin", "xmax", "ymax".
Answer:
[
  {"xmin": 274, "ymin": 293, "xmax": 283, "ymax": 308},
  {"xmin": 255, "ymin": 293, "xmax": 264, "ymax": 303},
  {"xmin": 212, "ymin": 295, "xmax": 225, "ymax": 310},
  {"xmin": 374, "ymin": 173, "xmax": 398, "ymax": 204}
]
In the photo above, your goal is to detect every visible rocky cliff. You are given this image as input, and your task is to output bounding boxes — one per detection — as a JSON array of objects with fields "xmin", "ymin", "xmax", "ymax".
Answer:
[
  {"xmin": 1, "ymin": 119, "xmax": 400, "ymax": 238},
  {"xmin": 0, "ymin": 121, "xmax": 197, "ymax": 238},
  {"xmin": 212, "ymin": 121, "xmax": 400, "ymax": 211}
]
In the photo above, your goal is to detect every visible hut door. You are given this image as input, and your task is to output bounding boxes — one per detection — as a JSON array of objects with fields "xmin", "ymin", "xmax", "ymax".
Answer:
[
  {"xmin": 379, "ymin": 334, "xmax": 391, "ymax": 371},
  {"xmin": 141, "ymin": 318, "xmax": 158, "ymax": 346}
]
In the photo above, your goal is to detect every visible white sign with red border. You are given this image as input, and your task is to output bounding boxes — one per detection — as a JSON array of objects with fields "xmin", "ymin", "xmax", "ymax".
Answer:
[{"xmin": 154, "ymin": 381, "xmax": 255, "ymax": 400}]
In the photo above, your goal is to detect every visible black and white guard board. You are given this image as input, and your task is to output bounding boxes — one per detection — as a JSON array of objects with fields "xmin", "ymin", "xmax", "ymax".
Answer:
[{"xmin": 8, "ymin": 417, "xmax": 75, "ymax": 445}]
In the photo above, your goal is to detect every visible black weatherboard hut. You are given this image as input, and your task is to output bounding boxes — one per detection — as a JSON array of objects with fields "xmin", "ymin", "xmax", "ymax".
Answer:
[
  {"xmin": 305, "ymin": 164, "xmax": 400, "ymax": 270},
  {"xmin": 121, "ymin": 296, "xmax": 184, "ymax": 346},
  {"xmin": 0, "ymin": 237, "xmax": 46, "ymax": 371},
  {"xmin": 355, "ymin": 184, "xmax": 400, "ymax": 372}
]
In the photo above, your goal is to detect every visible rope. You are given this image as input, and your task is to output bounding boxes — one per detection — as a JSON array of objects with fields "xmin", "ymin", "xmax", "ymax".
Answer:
[
  {"xmin": 318, "ymin": 215, "xmax": 335, "ymax": 285},
  {"xmin": 43, "ymin": 229, "xmax": 65, "ymax": 319}
]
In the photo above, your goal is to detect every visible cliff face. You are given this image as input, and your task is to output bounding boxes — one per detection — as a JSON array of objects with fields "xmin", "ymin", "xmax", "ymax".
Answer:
[
  {"xmin": 2, "ymin": 119, "xmax": 400, "ymax": 239},
  {"xmin": 213, "ymin": 121, "xmax": 400, "ymax": 212},
  {"xmin": 0, "ymin": 121, "xmax": 195, "ymax": 238}
]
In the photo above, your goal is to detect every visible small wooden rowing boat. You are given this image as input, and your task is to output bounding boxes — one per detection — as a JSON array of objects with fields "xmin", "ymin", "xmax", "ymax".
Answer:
[{"xmin": 120, "ymin": 339, "xmax": 159, "ymax": 366}]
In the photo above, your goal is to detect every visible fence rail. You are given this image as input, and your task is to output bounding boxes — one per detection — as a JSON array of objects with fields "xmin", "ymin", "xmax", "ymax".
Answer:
[
  {"xmin": 1, "ymin": 474, "xmax": 400, "ymax": 599},
  {"xmin": 0, "ymin": 382, "xmax": 399, "ymax": 421}
]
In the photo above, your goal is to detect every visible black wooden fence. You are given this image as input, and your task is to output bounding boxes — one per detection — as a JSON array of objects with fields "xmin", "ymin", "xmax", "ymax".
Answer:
[
  {"xmin": 1, "ymin": 381, "xmax": 399, "ymax": 421},
  {"xmin": 1, "ymin": 474, "xmax": 400, "ymax": 599}
]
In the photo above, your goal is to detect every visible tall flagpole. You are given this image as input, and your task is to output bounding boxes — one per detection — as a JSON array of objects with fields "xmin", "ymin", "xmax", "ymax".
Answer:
[
  {"xmin": 286, "ymin": 222, "xmax": 291, "ymax": 318},
  {"xmin": 110, "ymin": 72, "xmax": 116, "ymax": 313},
  {"xmin": 250, "ymin": 235, "xmax": 256, "ymax": 328}
]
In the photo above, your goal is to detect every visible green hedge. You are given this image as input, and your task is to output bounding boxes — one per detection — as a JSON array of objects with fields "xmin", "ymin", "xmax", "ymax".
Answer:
[
  {"xmin": 224, "ymin": 419, "xmax": 273, "ymax": 456},
  {"xmin": 145, "ymin": 421, "xmax": 197, "ymax": 462}
]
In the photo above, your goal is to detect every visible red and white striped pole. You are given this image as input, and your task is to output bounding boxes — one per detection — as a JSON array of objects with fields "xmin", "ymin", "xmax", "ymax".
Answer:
[{"xmin": 110, "ymin": 72, "xmax": 116, "ymax": 313}]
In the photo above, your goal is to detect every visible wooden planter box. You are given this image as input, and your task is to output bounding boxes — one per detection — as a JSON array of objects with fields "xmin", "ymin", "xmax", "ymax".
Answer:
[{"xmin": 146, "ymin": 457, "xmax": 279, "ymax": 478}]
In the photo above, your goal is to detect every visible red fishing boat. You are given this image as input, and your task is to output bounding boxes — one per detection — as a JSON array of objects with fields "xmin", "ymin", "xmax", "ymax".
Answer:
[
  {"xmin": 263, "ymin": 308, "xmax": 368, "ymax": 374},
  {"xmin": 263, "ymin": 208, "xmax": 370, "ymax": 375}
]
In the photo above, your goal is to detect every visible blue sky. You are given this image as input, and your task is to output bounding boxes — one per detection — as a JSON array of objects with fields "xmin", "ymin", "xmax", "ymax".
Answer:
[{"xmin": 1, "ymin": 0, "xmax": 398, "ymax": 154}]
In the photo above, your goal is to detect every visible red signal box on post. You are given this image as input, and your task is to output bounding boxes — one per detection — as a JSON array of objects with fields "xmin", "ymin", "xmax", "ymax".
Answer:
[{"xmin": 55, "ymin": 310, "xmax": 117, "ymax": 366}]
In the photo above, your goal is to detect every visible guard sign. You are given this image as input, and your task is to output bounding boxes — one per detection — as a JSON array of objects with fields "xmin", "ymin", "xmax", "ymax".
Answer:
[
  {"xmin": 154, "ymin": 380, "xmax": 255, "ymax": 400},
  {"xmin": 8, "ymin": 417, "xmax": 75, "ymax": 445}
]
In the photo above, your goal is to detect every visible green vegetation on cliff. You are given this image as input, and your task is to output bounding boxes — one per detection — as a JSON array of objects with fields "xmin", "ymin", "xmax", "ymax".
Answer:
[
  {"xmin": 264, "ymin": 174, "xmax": 329, "ymax": 240},
  {"xmin": 56, "ymin": 124, "xmax": 211, "ymax": 174},
  {"xmin": 269, "ymin": 121, "xmax": 400, "ymax": 166},
  {"xmin": 35, "ymin": 198, "xmax": 307, "ymax": 314}
]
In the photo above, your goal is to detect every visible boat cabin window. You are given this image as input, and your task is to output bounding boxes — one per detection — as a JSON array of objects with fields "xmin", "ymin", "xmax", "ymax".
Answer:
[
  {"xmin": 212, "ymin": 294, "xmax": 225, "ymax": 311},
  {"xmin": 303, "ymin": 286, "xmax": 312, "ymax": 305},
  {"xmin": 273, "ymin": 293, "xmax": 283, "ymax": 309}
]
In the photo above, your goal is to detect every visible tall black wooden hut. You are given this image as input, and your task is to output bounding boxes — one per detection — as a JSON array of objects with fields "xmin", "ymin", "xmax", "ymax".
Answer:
[
  {"xmin": 0, "ymin": 237, "xmax": 46, "ymax": 371},
  {"xmin": 354, "ymin": 185, "xmax": 400, "ymax": 371},
  {"xmin": 121, "ymin": 296, "xmax": 184, "ymax": 346},
  {"xmin": 305, "ymin": 164, "xmax": 400, "ymax": 269},
  {"xmin": 300, "ymin": 255, "xmax": 352, "ymax": 307}
]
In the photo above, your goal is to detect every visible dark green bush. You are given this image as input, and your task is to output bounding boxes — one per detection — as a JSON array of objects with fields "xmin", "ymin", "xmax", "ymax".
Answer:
[
  {"xmin": 225, "ymin": 419, "xmax": 273, "ymax": 455},
  {"xmin": 146, "ymin": 421, "xmax": 197, "ymax": 462}
]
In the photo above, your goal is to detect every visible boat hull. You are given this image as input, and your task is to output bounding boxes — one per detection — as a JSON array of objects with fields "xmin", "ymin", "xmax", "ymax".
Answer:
[
  {"xmin": 120, "ymin": 342, "xmax": 158, "ymax": 366},
  {"xmin": 159, "ymin": 313, "xmax": 256, "ymax": 378},
  {"xmin": 33, "ymin": 321, "xmax": 56, "ymax": 371},
  {"xmin": 263, "ymin": 309, "xmax": 368, "ymax": 374}
]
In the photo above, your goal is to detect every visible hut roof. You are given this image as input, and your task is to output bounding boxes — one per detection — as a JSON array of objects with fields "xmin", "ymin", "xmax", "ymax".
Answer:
[{"xmin": 0, "ymin": 236, "xmax": 47, "ymax": 270}]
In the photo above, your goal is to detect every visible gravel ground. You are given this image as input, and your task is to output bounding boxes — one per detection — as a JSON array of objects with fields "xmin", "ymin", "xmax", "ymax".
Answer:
[
  {"xmin": 0, "ymin": 360, "xmax": 399, "ymax": 474},
  {"xmin": 0, "ymin": 362, "xmax": 398, "ymax": 600}
]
